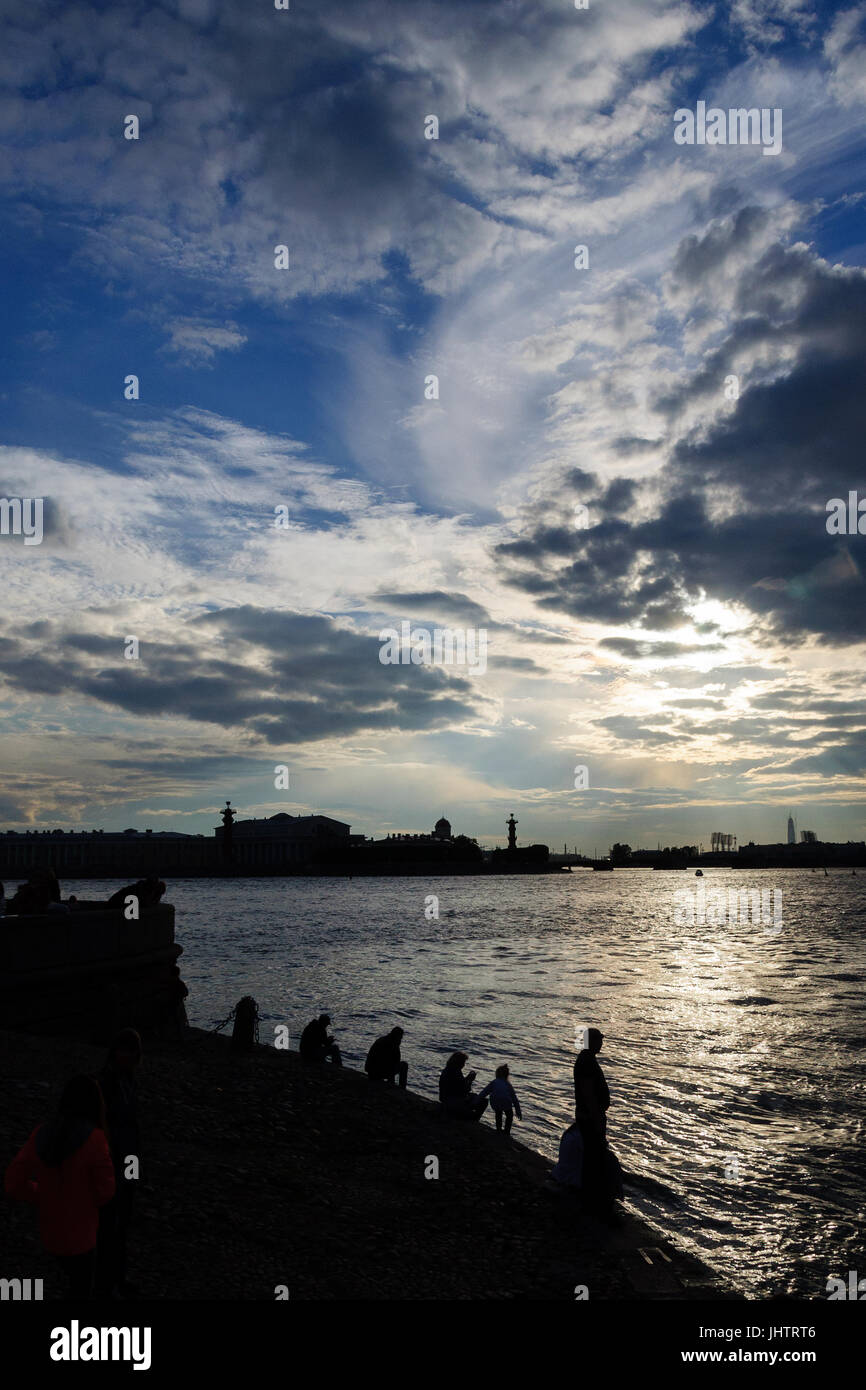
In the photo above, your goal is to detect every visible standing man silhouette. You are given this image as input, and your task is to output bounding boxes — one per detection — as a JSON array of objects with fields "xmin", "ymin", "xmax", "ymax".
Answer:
[{"xmin": 573, "ymin": 1027, "xmax": 612, "ymax": 1207}]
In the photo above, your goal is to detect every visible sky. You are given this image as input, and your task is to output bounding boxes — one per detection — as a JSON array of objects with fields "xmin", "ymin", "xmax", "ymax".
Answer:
[{"xmin": 0, "ymin": 0, "xmax": 865, "ymax": 851}]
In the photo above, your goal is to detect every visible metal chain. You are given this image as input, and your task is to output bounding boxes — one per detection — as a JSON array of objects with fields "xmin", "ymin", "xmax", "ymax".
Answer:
[{"xmin": 211, "ymin": 1005, "xmax": 237, "ymax": 1034}]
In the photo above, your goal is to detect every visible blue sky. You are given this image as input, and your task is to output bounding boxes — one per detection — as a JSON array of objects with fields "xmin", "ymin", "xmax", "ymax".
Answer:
[{"xmin": 1, "ymin": 0, "xmax": 865, "ymax": 851}]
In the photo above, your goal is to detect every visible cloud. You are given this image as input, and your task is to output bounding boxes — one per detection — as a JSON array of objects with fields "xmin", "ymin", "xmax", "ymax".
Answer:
[
  {"xmin": 372, "ymin": 590, "xmax": 494, "ymax": 626},
  {"xmin": 0, "ymin": 608, "xmax": 484, "ymax": 745},
  {"xmin": 600, "ymin": 637, "xmax": 726, "ymax": 661},
  {"xmin": 825, "ymin": 8, "xmax": 866, "ymax": 107},
  {"xmin": 594, "ymin": 715, "xmax": 683, "ymax": 746},
  {"xmin": 2, "ymin": 0, "xmax": 866, "ymax": 846},
  {"xmin": 495, "ymin": 222, "xmax": 866, "ymax": 645},
  {"xmin": 162, "ymin": 317, "xmax": 247, "ymax": 364}
]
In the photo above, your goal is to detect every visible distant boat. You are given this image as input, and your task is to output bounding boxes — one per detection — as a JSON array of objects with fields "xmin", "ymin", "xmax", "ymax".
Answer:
[{"xmin": 592, "ymin": 862, "xmax": 614, "ymax": 871}]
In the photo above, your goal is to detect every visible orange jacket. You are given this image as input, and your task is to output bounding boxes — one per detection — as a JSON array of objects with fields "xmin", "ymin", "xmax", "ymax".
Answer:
[{"xmin": 5, "ymin": 1124, "xmax": 116, "ymax": 1255}]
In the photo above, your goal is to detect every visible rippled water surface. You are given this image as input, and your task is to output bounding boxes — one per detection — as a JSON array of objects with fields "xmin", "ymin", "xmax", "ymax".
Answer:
[{"xmin": 81, "ymin": 869, "xmax": 866, "ymax": 1297}]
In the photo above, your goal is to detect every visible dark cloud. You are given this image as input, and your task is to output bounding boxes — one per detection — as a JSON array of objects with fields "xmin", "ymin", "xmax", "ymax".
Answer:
[
  {"xmin": 669, "ymin": 205, "xmax": 771, "ymax": 287},
  {"xmin": 486, "ymin": 655, "xmax": 546, "ymax": 673},
  {"xmin": 372, "ymin": 589, "xmax": 566, "ymax": 648},
  {"xmin": 772, "ymin": 729, "xmax": 866, "ymax": 777},
  {"xmin": 593, "ymin": 715, "xmax": 682, "ymax": 745},
  {"xmin": 600, "ymin": 637, "xmax": 725, "ymax": 660},
  {"xmin": 609, "ymin": 437, "xmax": 662, "ymax": 458},
  {"xmin": 665, "ymin": 697, "xmax": 726, "ymax": 709},
  {"xmin": 0, "ymin": 608, "xmax": 481, "ymax": 744},
  {"xmin": 495, "ymin": 231, "xmax": 866, "ymax": 645},
  {"xmin": 373, "ymin": 590, "xmax": 493, "ymax": 626}
]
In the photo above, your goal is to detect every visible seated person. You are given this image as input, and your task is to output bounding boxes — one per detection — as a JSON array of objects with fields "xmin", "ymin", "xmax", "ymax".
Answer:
[
  {"xmin": 299, "ymin": 1014, "xmax": 342, "ymax": 1065},
  {"xmin": 105, "ymin": 877, "xmax": 166, "ymax": 911},
  {"xmin": 438, "ymin": 1051, "xmax": 488, "ymax": 1121},
  {"xmin": 8, "ymin": 868, "xmax": 63, "ymax": 915},
  {"xmin": 364, "ymin": 1027, "xmax": 408, "ymax": 1087}
]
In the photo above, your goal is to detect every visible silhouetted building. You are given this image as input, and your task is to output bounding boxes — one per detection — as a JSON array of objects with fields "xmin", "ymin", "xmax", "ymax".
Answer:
[
  {"xmin": 213, "ymin": 811, "xmax": 357, "ymax": 869},
  {"xmin": 339, "ymin": 815, "xmax": 483, "ymax": 875},
  {"xmin": 0, "ymin": 827, "xmax": 213, "ymax": 877},
  {"xmin": 0, "ymin": 808, "xmax": 359, "ymax": 877},
  {"xmin": 738, "ymin": 838, "xmax": 866, "ymax": 868},
  {"xmin": 486, "ymin": 814, "xmax": 550, "ymax": 873},
  {"xmin": 0, "ymin": 807, "xmax": 556, "ymax": 878}
]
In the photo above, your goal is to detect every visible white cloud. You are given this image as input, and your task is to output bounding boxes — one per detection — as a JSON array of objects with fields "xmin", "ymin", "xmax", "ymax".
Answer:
[{"xmin": 162, "ymin": 317, "xmax": 247, "ymax": 364}]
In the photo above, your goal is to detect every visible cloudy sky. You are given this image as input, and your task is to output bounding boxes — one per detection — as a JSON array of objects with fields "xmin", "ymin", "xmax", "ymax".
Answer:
[{"xmin": 1, "ymin": 0, "xmax": 864, "ymax": 850}]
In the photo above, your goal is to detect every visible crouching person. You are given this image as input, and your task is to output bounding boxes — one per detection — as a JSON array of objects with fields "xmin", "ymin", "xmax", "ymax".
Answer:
[{"xmin": 364, "ymin": 1027, "xmax": 408, "ymax": 1088}]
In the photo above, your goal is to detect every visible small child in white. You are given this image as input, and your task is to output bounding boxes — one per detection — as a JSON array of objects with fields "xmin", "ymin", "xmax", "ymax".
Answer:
[{"xmin": 479, "ymin": 1064, "xmax": 522, "ymax": 1135}]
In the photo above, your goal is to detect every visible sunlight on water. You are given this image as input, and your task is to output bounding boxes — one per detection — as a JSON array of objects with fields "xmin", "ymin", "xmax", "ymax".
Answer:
[{"xmin": 78, "ymin": 869, "xmax": 866, "ymax": 1297}]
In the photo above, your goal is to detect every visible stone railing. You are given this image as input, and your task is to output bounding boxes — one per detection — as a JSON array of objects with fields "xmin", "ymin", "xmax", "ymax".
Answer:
[{"xmin": 0, "ymin": 902, "xmax": 188, "ymax": 1043}]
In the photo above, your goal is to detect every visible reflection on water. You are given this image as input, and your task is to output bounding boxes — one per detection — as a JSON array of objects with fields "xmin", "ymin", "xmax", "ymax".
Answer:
[{"xmin": 80, "ymin": 869, "xmax": 866, "ymax": 1297}]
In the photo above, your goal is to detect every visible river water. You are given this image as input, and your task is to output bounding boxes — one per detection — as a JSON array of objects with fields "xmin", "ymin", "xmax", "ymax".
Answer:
[{"xmin": 77, "ymin": 868, "xmax": 866, "ymax": 1298}]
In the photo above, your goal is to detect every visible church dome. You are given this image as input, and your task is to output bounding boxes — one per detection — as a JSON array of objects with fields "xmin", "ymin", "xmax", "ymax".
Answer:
[{"xmin": 433, "ymin": 817, "xmax": 452, "ymax": 839}]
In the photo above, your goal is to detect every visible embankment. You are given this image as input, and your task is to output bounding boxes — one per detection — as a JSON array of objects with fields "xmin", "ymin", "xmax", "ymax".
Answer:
[{"xmin": 0, "ymin": 1028, "xmax": 736, "ymax": 1300}]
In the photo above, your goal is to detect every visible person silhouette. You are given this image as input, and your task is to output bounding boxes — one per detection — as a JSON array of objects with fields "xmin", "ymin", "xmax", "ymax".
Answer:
[
  {"xmin": 364, "ymin": 1027, "xmax": 408, "ymax": 1087},
  {"xmin": 573, "ymin": 1027, "xmax": 618, "ymax": 1212},
  {"xmin": 438, "ymin": 1052, "xmax": 488, "ymax": 1121},
  {"xmin": 478, "ymin": 1064, "xmax": 522, "ymax": 1134},
  {"xmin": 5, "ymin": 1075, "xmax": 115, "ymax": 1298},
  {"xmin": 299, "ymin": 1014, "xmax": 342, "ymax": 1065},
  {"xmin": 106, "ymin": 877, "xmax": 165, "ymax": 911}
]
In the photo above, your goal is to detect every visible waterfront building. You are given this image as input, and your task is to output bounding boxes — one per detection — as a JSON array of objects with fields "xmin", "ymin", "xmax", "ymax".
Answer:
[
  {"xmin": 0, "ymin": 827, "xmax": 213, "ymax": 877},
  {"xmin": 214, "ymin": 811, "xmax": 359, "ymax": 869}
]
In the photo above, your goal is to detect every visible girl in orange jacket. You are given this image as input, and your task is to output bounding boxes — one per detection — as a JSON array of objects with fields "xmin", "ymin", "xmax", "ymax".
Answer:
[{"xmin": 5, "ymin": 1074, "xmax": 116, "ymax": 1298}]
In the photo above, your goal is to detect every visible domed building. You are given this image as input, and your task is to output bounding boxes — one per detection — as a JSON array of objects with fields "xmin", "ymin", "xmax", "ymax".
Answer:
[{"xmin": 432, "ymin": 816, "xmax": 452, "ymax": 841}]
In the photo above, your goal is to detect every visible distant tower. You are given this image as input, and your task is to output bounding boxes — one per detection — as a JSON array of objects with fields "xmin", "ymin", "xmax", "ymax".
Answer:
[
  {"xmin": 433, "ymin": 816, "xmax": 452, "ymax": 841},
  {"xmin": 221, "ymin": 800, "xmax": 236, "ymax": 861},
  {"xmin": 787, "ymin": 813, "xmax": 796, "ymax": 846},
  {"xmin": 506, "ymin": 814, "xmax": 518, "ymax": 852}
]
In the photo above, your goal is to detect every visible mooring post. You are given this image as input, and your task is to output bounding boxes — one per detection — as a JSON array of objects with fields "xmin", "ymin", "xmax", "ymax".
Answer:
[{"xmin": 231, "ymin": 995, "xmax": 258, "ymax": 1052}]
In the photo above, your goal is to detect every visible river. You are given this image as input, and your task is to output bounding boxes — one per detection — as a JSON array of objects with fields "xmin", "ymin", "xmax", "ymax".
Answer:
[{"xmin": 76, "ymin": 867, "xmax": 866, "ymax": 1298}]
